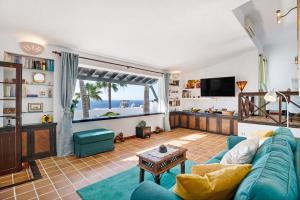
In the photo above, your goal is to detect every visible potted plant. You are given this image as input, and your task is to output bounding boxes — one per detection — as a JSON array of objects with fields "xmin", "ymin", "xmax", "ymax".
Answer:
[{"xmin": 71, "ymin": 94, "xmax": 80, "ymax": 120}]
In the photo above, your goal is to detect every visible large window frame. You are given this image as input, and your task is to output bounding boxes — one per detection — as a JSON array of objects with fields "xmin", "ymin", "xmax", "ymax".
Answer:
[{"xmin": 72, "ymin": 66, "xmax": 161, "ymax": 122}]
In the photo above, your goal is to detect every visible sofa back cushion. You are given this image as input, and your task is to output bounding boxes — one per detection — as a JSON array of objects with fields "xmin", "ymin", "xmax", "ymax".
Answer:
[
  {"xmin": 273, "ymin": 127, "xmax": 297, "ymax": 152},
  {"xmin": 252, "ymin": 137, "xmax": 293, "ymax": 164},
  {"xmin": 234, "ymin": 151, "xmax": 298, "ymax": 200},
  {"xmin": 295, "ymin": 139, "xmax": 300, "ymax": 197}
]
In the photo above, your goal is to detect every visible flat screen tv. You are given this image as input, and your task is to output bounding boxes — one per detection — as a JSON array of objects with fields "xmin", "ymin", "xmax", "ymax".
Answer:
[{"xmin": 201, "ymin": 76, "xmax": 235, "ymax": 97}]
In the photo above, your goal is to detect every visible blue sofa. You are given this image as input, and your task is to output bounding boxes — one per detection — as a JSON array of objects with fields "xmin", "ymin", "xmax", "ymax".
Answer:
[{"xmin": 131, "ymin": 128, "xmax": 300, "ymax": 200}]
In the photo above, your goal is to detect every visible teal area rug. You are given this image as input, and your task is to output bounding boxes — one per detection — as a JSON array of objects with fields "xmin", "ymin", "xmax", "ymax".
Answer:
[{"xmin": 77, "ymin": 160, "xmax": 197, "ymax": 200}]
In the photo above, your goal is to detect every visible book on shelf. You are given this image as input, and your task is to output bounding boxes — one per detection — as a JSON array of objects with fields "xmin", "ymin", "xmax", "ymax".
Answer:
[{"xmin": 4, "ymin": 52, "xmax": 55, "ymax": 71}]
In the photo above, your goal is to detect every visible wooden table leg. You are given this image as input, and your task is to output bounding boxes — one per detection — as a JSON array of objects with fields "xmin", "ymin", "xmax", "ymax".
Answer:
[
  {"xmin": 154, "ymin": 175, "xmax": 160, "ymax": 185},
  {"xmin": 181, "ymin": 161, "xmax": 186, "ymax": 174},
  {"xmin": 139, "ymin": 168, "xmax": 145, "ymax": 183}
]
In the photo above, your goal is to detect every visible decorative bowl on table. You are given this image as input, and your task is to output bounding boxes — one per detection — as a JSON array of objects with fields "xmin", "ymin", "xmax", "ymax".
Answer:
[
  {"xmin": 222, "ymin": 110, "xmax": 234, "ymax": 116},
  {"xmin": 159, "ymin": 145, "xmax": 168, "ymax": 153}
]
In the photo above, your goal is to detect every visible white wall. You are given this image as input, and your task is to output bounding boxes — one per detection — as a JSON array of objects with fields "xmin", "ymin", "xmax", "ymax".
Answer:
[
  {"xmin": 72, "ymin": 114, "xmax": 164, "ymax": 137},
  {"xmin": 264, "ymin": 41, "xmax": 298, "ymax": 91},
  {"xmin": 238, "ymin": 122, "xmax": 300, "ymax": 138},
  {"xmin": 0, "ymin": 32, "xmax": 165, "ymax": 139},
  {"xmin": 180, "ymin": 49, "xmax": 259, "ymax": 111}
]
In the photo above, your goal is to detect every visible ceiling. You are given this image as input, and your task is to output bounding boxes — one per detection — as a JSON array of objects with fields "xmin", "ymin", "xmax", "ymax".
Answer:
[
  {"xmin": 0, "ymin": 0, "xmax": 256, "ymax": 71},
  {"xmin": 235, "ymin": 0, "xmax": 296, "ymax": 47}
]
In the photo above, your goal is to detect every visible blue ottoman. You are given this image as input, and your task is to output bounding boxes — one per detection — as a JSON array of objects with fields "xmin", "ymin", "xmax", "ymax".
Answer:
[{"xmin": 73, "ymin": 128, "xmax": 115, "ymax": 157}]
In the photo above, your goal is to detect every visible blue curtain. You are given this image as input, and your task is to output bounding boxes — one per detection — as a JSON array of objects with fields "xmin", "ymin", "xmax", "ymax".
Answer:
[
  {"xmin": 258, "ymin": 55, "xmax": 267, "ymax": 116},
  {"xmin": 163, "ymin": 73, "xmax": 171, "ymax": 131},
  {"xmin": 58, "ymin": 52, "xmax": 79, "ymax": 156}
]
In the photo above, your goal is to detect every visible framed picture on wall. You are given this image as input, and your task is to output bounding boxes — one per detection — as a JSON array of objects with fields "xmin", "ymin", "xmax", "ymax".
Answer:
[{"xmin": 28, "ymin": 103, "xmax": 43, "ymax": 112}]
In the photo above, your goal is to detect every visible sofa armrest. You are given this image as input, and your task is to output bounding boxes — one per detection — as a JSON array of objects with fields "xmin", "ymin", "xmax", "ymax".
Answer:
[
  {"xmin": 131, "ymin": 181, "xmax": 182, "ymax": 200},
  {"xmin": 227, "ymin": 136, "xmax": 246, "ymax": 149}
]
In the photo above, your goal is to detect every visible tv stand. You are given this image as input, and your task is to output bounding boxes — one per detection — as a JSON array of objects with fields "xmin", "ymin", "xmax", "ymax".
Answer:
[{"xmin": 169, "ymin": 111, "xmax": 238, "ymax": 135}]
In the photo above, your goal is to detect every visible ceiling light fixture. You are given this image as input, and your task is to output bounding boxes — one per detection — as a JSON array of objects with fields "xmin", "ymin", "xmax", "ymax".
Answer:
[
  {"xmin": 19, "ymin": 42, "xmax": 44, "ymax": 55},
  {"xmin": 276, "ymin": 6, "xmax": 297, "ymax": 24}
]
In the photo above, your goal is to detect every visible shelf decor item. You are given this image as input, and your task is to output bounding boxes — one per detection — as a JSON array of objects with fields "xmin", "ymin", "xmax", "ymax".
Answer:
[
  {"xmin": 3, "ymin": 108, "xmax": 16, "ymax": 114},
  {"xmin": 48, "ymin": 88, "xmax": 53, "ymax": 98},
  {"xmin": 40, "ymin": 91, "xmax": 46, "ymax": 97},
  {"xmin": 236, "ymin": 81, "xmax": 247, "ymax": 92},
  {"xmin": 28, "ymin": 103, "xmax": 43, "ymax": 112},
  {"xmin": 41, "ymin": 114, "xmax": 53, "ymax": 123},
  {"xmin": 33, "ymin": 72, "xmax": 46, "ymax": 83},
  {"xmin": 185, "ymin": 80, "xmax": 200, "ymax": 89}
]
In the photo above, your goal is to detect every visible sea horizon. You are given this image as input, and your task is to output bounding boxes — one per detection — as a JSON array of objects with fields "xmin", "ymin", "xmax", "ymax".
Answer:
[{"xmin": 76, "ymin": 99, "xmax": 144, "ymax": 110}]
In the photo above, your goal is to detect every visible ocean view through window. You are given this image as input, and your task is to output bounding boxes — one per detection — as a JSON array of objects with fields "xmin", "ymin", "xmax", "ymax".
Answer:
[{"xmin": 72, "ymin": 78, "xmax": 160, "ymax": 121}]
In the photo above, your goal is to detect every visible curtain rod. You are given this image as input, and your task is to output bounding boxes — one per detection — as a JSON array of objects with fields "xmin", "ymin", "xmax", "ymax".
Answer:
[{"xmin": 52, "ymin": 51, "xmax": 164, "ymax": 75}]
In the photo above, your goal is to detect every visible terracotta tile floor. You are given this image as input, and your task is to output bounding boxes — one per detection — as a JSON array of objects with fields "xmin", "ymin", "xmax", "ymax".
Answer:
[
  {"xmin": 0, "ymin": 128, "xmax": 227, "ymax": 200},
  {"xmin": 0, "ymin": 164, "xmax": 35, "ymax": 189}
]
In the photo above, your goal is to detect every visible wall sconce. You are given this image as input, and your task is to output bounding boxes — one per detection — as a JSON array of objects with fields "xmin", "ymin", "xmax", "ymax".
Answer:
[
  {"xmin": 276, "ymin": 6, "xmax": 297, "ymax": 24},
  {"xmin": 236, "ymin": 81, "xmax": 248, "ymax": 92},
  {"xmin": 295, "ymin": 56, "xmax": 298, "ymax": 65},
  {"xmin": 19, "ymin": 42, "xmax": 44, "ymax": 55}
]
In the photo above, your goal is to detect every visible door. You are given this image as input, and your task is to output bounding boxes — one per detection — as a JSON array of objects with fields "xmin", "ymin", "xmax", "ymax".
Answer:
[
  {"xmin": 174, "ymin": 114, "xmax": 180, "ymax": 128},
  {"xmin": 207, "ymin": 117, "xmax": 218, "ymax": 133},
  {"xmin": 198, "ymin": 116, "xmax": 207, "ymax": 131},
  {"xmin": 188, "ymin": 115, "xmax": 196, "ymax": 129},
  {"xmin": 181, "ymin": 114, "xmax": 188, "ymax": 128},
  {"xmin": 31, "ymin": 125, "xmax": 56, "ymax": 159},
  {"xmin": 220, "ymin": 118, "xmax": 231, "ymax": 135},
  {"xmin": 0, "ymin": 61, "xmax": 22, "ymax": 175},
  {"xmin": 169, "ymin": 114, "xmax": 175, "ymax": 129}
]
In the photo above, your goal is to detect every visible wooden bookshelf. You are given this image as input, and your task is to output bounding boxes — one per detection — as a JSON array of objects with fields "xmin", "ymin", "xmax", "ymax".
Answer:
[{"xmin": 4, "ymin": 52, "xmax": 55, "ymax": 125}]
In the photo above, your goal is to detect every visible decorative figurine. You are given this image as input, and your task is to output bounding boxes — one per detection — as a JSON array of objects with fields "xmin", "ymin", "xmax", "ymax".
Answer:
[
  {"xmin": 159, "ymin": 145, "xmax": 167, "ymax": 153},
  {"xmin": 114, "ymin": 132, "xmax": 125, "ymax": 143},
  {"xmin": 154, "ymin": 126, "xmax": 164, "ymax": 134},
  {"xmin": 42, "ymin": 114, "xmax": 53, "ymax": 123}
]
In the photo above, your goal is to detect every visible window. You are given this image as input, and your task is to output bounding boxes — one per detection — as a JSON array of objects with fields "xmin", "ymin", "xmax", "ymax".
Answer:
[{"xmin": 72, "ymin": 67, "xmax": 161, "ymax": 121}]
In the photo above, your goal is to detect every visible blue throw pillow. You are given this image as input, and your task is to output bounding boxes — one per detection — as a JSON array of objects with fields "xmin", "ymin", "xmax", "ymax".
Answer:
[
  {"xmin": 227, "ymin": 136, "xmax": 246, "ymax": 150},
  {"xmin": 273, "ymin": 128, "xmax": 297, "ymax": 152}
]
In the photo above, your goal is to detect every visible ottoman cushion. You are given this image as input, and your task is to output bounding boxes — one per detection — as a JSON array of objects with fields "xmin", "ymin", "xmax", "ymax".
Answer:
[{"xmin": 74, "ymin": 128, "xmax": 114, "ymax": 144}]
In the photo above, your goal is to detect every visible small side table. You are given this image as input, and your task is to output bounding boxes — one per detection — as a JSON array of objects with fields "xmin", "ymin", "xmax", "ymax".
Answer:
[
  {"xmin": 136, "ymin": 126, "xmax": 151, "ymax": 138},
  {"xmin": 137, "ymin": 145, "xmax": 187, "ymax": 185}
]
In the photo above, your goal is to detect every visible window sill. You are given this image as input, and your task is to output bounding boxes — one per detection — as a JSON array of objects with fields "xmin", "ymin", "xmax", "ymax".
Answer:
[{"xmin": 72, "ymin": 112, "xmax": 164, "ymax": 123}]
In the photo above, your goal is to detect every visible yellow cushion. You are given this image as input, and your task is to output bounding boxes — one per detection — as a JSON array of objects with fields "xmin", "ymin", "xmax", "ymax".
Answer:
[
  {"xmin": 247, "ymin": 130, "xmax": 273, "ymax": 139},
  {"xmin": 173, "ymin": 163, "xmax": 252, "ymax": 200}
]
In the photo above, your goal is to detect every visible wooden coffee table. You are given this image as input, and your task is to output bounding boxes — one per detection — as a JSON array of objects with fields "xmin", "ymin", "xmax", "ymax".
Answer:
[{"xmin": 137, "ymin": 145, "xmax": 187, "ymax": 185}]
